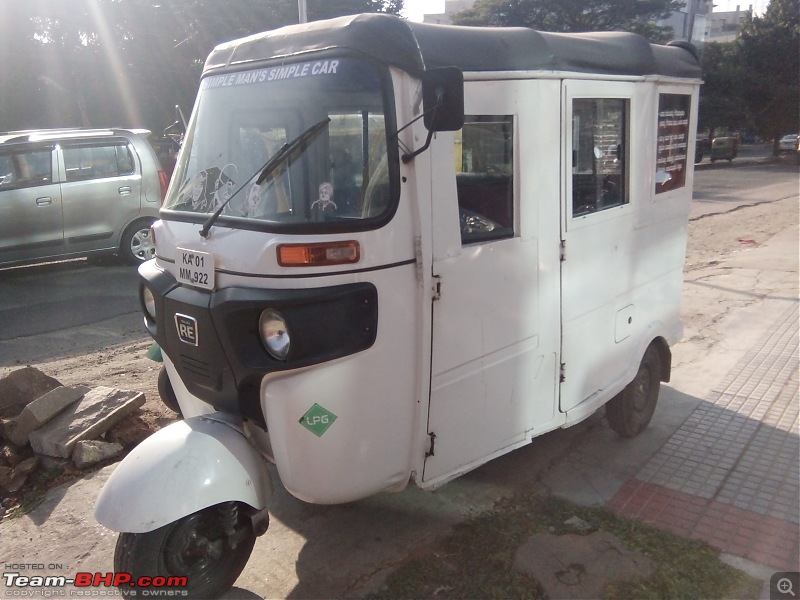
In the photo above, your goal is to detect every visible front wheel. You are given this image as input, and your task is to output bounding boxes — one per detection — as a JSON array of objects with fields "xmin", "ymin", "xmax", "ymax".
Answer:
[
  {"xmin": 606, "ymin": 344, "xmax": 662, "ymax": 438},
  {"xmin": 114, "ymin": 502, "xmax": 256, "ymax": 598},
  {"xmin": 157, "ymin": 365, "xmax": 182, "ymax": 416}
]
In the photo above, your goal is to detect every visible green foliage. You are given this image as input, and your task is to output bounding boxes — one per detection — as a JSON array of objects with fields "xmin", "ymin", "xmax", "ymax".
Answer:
[
  {"xmin": 698, "ymin": 42, "xmax": 749, "ymax": 135},
  {"xmin": 0, "ymin": 0, "xmax": 404, "ymax": 132},
  {"xmin": 737, "ymin": 0, "xmax": 800, "ymax": 147},
  {"xmin": 451, "ymin": 0, "xmax": 683, "ymax": 42},
  {"xmin": 698, "ymin": 0, "xmax": 799, "ymax": 148}
]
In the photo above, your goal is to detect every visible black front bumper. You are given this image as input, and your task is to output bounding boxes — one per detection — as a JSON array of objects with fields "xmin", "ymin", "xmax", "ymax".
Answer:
[{"xmin": 140, "ymin": 261, "xmax": 378, "ymax": 427}]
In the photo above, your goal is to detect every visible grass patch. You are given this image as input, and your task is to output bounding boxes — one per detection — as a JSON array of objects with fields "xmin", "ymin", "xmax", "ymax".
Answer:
[{"xmin": 368, "ymin": 492, "xmax": 761, "ymax": 600}]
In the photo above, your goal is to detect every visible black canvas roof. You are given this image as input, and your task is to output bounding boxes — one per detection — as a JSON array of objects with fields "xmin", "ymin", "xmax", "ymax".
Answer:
[{"xmin": 204, "ymin": 13, "xmax": 701, "ymax": 80}]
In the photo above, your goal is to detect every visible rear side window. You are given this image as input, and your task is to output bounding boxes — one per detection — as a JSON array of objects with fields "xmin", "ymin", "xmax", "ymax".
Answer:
[
  {"xmin": 63, "ymin": 142, "xmax": 136, "ymax": 182},
  {"xmin": 572, "ymin": 98, "xmax": 629, "ymax": 217},
  {"xmin": 0, "ymin": 147, "xmax": 53, "ymax": 190},
  {"xmin": 655, "ymin": 94, "xmax": 691, "ymax": 194}
]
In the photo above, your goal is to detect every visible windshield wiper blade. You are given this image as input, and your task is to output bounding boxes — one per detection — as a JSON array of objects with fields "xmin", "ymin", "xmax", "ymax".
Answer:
[{"xmin": 199, "ymin": 117, "xmax": 331, "ymax": 238}]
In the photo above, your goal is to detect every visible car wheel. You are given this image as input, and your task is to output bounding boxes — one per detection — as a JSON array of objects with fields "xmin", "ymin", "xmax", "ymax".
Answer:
[
  {"xmin": 114, "ymin": 502, "xmax": 256, "ymax": 597},
  {"xmin": 606, "ymin": 344, "xmax": 662, "ymax": 438},
  {"xmin": 120, "ymin": 219, "xmax": 156, "ymax": 265},
  {"xmin": 157, "ymin": 366, "xmax": 182, "ymax": 416}
]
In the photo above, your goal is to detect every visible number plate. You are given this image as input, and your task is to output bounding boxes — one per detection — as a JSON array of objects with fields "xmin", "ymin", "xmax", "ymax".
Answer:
[{"xmin": 177, "ymin": 248, "xmax": 215, "ymax": 290}]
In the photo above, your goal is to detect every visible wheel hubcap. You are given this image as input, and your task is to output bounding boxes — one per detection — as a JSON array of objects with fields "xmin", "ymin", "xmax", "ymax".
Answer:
[
  {"xmin": 163, "ymin": 513, "xmax": 223, "ymax": 581},
  {"xmin": 130, "ymin": 229, "xmax": 155, "ymax": 261}
]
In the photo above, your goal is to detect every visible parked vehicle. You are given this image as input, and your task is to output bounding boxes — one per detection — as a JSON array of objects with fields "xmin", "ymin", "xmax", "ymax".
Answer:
[
  {"xmin": 779, "ymin": 133, "xmax": 798, "ymax": 153},
  {"xmin": 94, "ymin": 14, "xmax": 702, "ymax": 596},
  {"xmin": 695, "ymin": 137, "xmax": 711, "ymax": 162},
  {"xmin": 0, "ymin": 128, "xmax": 167, "ymax": 267},
  {"xmin": 710, "ymin": 136, "xmax": 738, "ymax": 162}
]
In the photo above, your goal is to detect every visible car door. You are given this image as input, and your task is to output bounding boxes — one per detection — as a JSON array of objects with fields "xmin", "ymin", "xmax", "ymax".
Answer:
[
  {"xmin": 422, "ymin": 80, "xmax": 557, "ymax": 485},
  {"xmin": 0, "ymin": 144, "xmax": 64, "ymax": 265},
  {"xmin": 59, "ymin": 139, "xmax": 142, "ymax": 251}
]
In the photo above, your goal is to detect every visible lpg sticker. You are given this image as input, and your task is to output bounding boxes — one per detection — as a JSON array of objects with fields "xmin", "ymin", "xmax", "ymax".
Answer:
[{"xmin": 300, "ymin": 403, "xmax": 337, "ymax": 437}]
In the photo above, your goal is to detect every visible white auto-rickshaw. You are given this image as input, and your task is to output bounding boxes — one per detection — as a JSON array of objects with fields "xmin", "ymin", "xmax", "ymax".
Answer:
[{"xmin": 95, "ymin": 14, "xmax": 702, "ymax": 596}]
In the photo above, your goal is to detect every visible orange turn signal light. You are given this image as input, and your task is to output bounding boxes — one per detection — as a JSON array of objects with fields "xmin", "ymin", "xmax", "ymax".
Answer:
[{"xmin": 277, "ymin": 241, "xmax": 360, "ymax": 267}]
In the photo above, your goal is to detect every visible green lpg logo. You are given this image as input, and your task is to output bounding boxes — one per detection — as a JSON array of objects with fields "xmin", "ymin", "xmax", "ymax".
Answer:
[{"xmin": 300, "ymin": 403, "xmax": 337, "ymax": 437}]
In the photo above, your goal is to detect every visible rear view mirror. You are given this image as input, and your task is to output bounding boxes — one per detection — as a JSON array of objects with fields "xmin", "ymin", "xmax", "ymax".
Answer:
[{"xmin": 422, "ymin": 67, "xmax": 464, "ymax": 132}]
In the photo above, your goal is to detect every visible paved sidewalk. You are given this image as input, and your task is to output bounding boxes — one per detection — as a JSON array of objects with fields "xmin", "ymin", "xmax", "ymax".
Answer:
[{"xmin": 610, "ymin": 303, "xmax": 799, "ymax": 570}]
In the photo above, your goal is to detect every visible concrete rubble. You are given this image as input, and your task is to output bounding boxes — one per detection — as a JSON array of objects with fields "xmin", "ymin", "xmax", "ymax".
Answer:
[
  {"xmin": 8, "ymin": 385, "xmax": 90, "ymax": 446},
  {"xmin": 28, "ymin": 386, "xmax": 145, "ymax": 458},
  {"xmin": 0, "ymin": 367, "xmax": 146, "ymax": 495}
]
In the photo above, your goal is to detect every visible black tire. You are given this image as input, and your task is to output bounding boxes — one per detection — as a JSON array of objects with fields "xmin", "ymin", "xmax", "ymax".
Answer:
[
  {"xmin": 114, "ymin": 502, "xmax": 256, "ymax": 598},
  {"xmin": 157, "ymin": 366, "xmax": 182, "ymax": 416},
  {"xmin": 120, "ymin": 219, "xmax": 156, "ymax": 265},
  {"xmin": 606, "ymin": 344, "xmax": 662, "ymax": 438}
]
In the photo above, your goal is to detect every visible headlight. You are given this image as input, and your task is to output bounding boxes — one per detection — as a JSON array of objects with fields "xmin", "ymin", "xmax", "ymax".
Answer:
[
  {"xmin": 259, "ymin": 309, "xmax": 290, "ymax": 360},
  {"xmin": 142, "ymin": 286, "xmax": 156, "ymax": 321}
]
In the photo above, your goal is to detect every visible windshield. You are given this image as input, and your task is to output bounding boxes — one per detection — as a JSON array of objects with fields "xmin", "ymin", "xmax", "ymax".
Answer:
[{"xmin": 164, "ymin": 57, "xmax": 396, "ymax": 231}]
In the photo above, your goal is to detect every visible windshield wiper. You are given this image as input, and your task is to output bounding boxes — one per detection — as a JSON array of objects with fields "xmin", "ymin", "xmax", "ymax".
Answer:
[{"xmin": 199, "ymin": 117, "xmax": 331, "ymax": 238}]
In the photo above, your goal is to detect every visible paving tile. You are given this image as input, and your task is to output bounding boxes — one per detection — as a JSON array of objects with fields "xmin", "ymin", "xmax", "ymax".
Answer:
[{"xmin": 610, "ymin": 304, "xmax": 799, "ymax": 569}]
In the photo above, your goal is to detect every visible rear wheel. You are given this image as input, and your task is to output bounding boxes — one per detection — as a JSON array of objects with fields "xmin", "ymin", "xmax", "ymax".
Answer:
[
  {"xmin": 114, "ymin": 502, "xmax": 256, "ymax": 598},
  {"xmin": 120, "ymin": 219, "xmax": 156, "ymax": 265},
  {"xmin": 606, "ymin": 344, "xmax": 662, "ymax": 438}
]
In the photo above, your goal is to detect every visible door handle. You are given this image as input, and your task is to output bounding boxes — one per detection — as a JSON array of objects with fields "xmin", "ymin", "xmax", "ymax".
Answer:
[
  {"xmin": 36, "ymin": 197, "xmax": 53, "ymax": 206},
  {"xmin": 118, "ymin": 186, "xmax": 132, "ymax": 195}
]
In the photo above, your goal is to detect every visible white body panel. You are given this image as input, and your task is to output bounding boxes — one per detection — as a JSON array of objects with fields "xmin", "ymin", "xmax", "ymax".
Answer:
[{"xmin": 94, "ymin": 414, "xmax": 272, "ymax": 533}]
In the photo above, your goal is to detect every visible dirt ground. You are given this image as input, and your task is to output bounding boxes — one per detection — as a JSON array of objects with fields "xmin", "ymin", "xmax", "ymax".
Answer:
[{"xmin": 2, "ymin": 193, "xmax": 798, "ymax": 440}]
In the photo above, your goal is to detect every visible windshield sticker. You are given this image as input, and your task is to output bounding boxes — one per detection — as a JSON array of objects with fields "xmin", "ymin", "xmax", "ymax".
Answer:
[
  {"xmin": 311, "ymin": 181, "xmax": 337, "ymax": 220},
  {"xmin": 173, "ymin": 164, "xmax": 237, "ymax": 213},
  {"xmin": 202, "ymin": 60, "xmax": 341, "ymax": 91}
]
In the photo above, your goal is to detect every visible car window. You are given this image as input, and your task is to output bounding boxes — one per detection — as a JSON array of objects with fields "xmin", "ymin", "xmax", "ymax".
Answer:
[
  {"xmin": 0, "ymin": 148, "xmax": 53, "ymax": 190},
  {"xmin": 572, "ymin": 98, "xmax": 629, "ymax": 217},
  {"xmin": 63, "ymin": 142, "xmax": 136, "ymax": 182},
  {"xmin": 454, "ymin": 115, "xmax": 514, "ymax": 244}
]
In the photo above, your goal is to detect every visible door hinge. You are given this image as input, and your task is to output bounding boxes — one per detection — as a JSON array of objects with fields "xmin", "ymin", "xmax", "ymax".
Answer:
[
  {"xmin": 425, "ymin": 432, "xmax": 437, "ymax": 457},
  {"xmin": 432, "ymin": 276, "xmax": 442, "ymax": 301},
  {"xmin": 560, "ymin": 240, "xmax": 566, "ymax": 262},
  {"xmin": 560, "ymin": 363, "xmax": 566, "ymax": 382}
]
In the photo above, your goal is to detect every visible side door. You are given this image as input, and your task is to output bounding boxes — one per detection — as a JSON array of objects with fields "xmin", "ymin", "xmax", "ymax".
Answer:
[
  {"xmin": 0, "ymin": 144, "xmax": 64, "ymax": 264},
  {"xmin": 59, "ymin": 139, "xmax": 142, "ymax": 250},
  {"xmin": 559, "ymin": 80, "xmax": 637, "ymax": 415},
  {"xmin": 422, "ymin": 81, "xmax": 556, "ymax": 485}
]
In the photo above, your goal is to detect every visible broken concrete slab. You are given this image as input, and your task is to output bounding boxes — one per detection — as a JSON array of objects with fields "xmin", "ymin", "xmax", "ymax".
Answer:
[
  {"xmin": 72, "ymin": 440, "xmax": 124, "ymax": 469},
  {"xmin": 513, "ymin": 531, "xmax": 655, "ymax": 600},
  {"xmin": 7, "ymin": 385, "xmax": 90, "ymax": 446},
  {"xmin": 28, "ymin": 387, "xmax": 145, "ymax": 458},
  {"xmin": 0, "ymin": 367, "xmax": 62, "ymax": 418}
]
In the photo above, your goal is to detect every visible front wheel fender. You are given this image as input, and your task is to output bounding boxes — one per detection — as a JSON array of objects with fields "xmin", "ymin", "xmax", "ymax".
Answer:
[{"xmin": 94, "ymin": 414, "xmax": 271, "ymax": 533}]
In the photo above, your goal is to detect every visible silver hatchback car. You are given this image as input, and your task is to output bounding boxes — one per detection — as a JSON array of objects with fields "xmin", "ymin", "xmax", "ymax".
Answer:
[{"xmin": 0, "ymin": 128, "xmax": 166, "ymax": 267}]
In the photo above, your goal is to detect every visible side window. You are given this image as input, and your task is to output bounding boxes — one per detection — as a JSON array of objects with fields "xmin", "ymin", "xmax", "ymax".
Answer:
[
  {"xmin": 572, "ymin": 99, "xmax": 629, "ymax": 217},
  {"xmin": 655, "ymin": 94, "xmax": 691, "ymax": 194},
  {"xmin": 455, "ymin": 115, "xmax": 514, "ymax": 244},
  {"xmin": 116, "ymin": 144, "xmax": 136, "ymax": 175},
  {"xmin": 0, "ymin": 148, "xmax": 53, "ymax": 190},
  {"xmin": 64, "ymin": 143, "xmax": 134, "ymax": 182}
]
